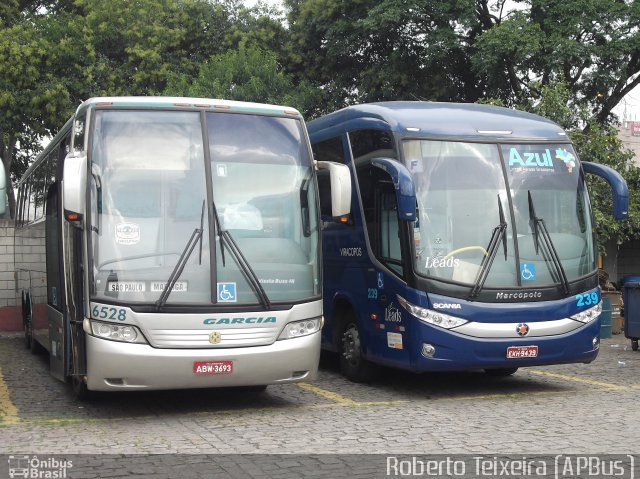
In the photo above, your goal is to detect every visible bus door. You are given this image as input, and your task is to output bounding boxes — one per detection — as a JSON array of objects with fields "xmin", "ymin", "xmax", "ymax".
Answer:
[
  {"xmin": 45, "ymin": 182, "xmax": 66, "ymax": 381},
  {"xmin": 363, "ymin": 178, "xmax": 412, "ymax": 367}
]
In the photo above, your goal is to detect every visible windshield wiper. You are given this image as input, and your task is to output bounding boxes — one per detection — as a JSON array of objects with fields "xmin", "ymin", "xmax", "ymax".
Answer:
[
  {"xmin": 527, "ymin": 191, "xmax": 570, "ymax": 295},
  {"xmin": 211, "ymin": 199, "xmax": 271, "ymax": 310},
  {"xmin": 469, "ymin": 196, "xmax": 508, "ymax": 299},
  {"xmin": 155, "ymin": 201, "xmax": 205, "ymax": 311}
]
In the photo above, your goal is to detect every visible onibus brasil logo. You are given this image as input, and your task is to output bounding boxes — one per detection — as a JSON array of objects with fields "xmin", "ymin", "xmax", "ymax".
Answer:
[{"xmin": 8, "ymin": 455, "xmax": 72, "ymax": 478}]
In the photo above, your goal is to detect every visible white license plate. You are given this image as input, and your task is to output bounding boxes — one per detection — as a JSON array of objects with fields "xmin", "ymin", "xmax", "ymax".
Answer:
[
  {"xmin": 193, "ymin": 361, "xmax": 233, "ymax": 375},
  {"xmin": 506, "ymin": 345, "xmax": 538, "ymax": 359}
]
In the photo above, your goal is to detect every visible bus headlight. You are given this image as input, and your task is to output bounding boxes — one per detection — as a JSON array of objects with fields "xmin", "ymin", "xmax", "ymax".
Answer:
[
  {"xmin": 570, "ymin": 302, "xmax": 602, "ymax": 324},
  {"xmin": 397, "ymin": 295, "xmax": 468, "ymax": 329},
  {"xmin": 90, "ymin": 320, "xmax": 147, "ymax": 344},
  {"xmin": 278, "ymin": 317, "xmax": 323, "ymax": 340}
]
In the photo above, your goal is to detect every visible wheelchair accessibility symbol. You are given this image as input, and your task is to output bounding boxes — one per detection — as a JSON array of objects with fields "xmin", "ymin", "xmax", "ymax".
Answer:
[
  {"xmin": 217, "ymin": 282, "xmax": 237, "ymax": 302},
  {"xmin": 520, "ymin": 263, "xmax": 536, "ymax": 281}
]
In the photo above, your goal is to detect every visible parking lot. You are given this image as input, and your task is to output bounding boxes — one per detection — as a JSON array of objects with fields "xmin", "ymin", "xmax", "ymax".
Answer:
[{"xmin": 1, "ymin": 331, "xmax": 638, "ymax": 456}]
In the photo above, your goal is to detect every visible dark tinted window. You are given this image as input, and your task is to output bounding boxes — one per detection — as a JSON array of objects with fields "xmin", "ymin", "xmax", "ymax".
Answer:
[{"xmin": 349, "ymin": 129, "xmax": 395, "ymax": 162}]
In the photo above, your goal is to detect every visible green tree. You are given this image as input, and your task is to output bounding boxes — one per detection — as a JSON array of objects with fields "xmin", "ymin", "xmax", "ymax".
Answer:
[
  {"xmin": 77, "ymin": 0, "xmax": 235, "ymax": 96},
  {"xmin": 518, "ymin": 81, "xmax": 640, "ymax": 252},
  {"xmin": 0, "ymin": 5, "xmax": 83, "ymax": 216},
  {"xmin": 471, "ymin": 0, "xmax": 640, "ymax": 123},
  {"xmin": 285, "ymin": 0, "xmax": 480, "ymax": 112},
  {"xmin": 286, "ymin": 0, "xmax": 640, "ymax": 122},
  {"xmin": 165, "ymin": 43, "xmax": 321, "ymax": 114}
]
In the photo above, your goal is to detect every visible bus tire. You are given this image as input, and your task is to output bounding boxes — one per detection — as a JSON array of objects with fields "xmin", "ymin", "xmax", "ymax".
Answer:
[
  {"xmin": 484, "ymin": 368, "xmax": 518, "ymax": 377},
  {"xmin": 338, "ymin": 317, "xmax": 377, "ymax": 383},
  {"xmin": 22, "ymin": 293, "xmax": 32, "ymax": 350},
  {"xmin": 23, "ymin": 317, "xmax": 32, "ymax": 350},
  {"xmin": 71, "ymin": 376, "xmax": 92, "ymax": 401}
]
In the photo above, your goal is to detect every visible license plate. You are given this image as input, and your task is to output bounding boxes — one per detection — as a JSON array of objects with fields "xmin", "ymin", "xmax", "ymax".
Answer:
[
  {"xmin": 506, "ymin": 345, "xmax": 538, "ymax": 359},
  {"xmin": 193, "ymin": 361, "xmax": 233, "ymax": 375}
]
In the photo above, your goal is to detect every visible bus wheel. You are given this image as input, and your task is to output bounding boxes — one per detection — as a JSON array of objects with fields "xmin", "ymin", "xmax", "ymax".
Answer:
[
  {"xmin": 632, "ymin": 339, "xmax": 639, "ymax": 351},
  {"xmin": 23, "ymin": 318, "xmax": 32, "ymax": 350},
  {"xmin": 339, "ymin": 319, "xmax": 376, "ymax": 383},
  {"xmin": 484, "ymin": 368, "xmax": 518, "ymax": 377},
  {"xmin": 71, "ymin": 376, "xmax": 92, "ymax": 401}
]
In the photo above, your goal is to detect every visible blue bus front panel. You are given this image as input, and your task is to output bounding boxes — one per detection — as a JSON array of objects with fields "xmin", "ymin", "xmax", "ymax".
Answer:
[{"xmin": 360, "ymin": 287, "xmax": 601, "ymax": 372}]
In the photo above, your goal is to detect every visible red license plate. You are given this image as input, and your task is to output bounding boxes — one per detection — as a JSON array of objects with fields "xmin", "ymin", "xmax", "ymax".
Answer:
[
  {"xmin": 193, "ymin": 361, "xmax": 233, "ymax": 375},
  {"xmin": 506, "ymin": 345, "xmax": 538, "ymax": 359}
]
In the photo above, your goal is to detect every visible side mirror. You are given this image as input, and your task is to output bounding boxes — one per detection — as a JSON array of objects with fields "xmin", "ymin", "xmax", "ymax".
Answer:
[
  {"xmin": 0, "ymin": 163, "xmax": 6, "ymax": 216},
  {"xmin": 582, "ymin": 161, "xmax": 628, "ymax": 220},
  {"xmin": 371, "ymin": 157, "xmax": 416, "ymax": 221},
  {"xmin": 317, "ymin": 161, "xmax": 352, "ymax": 217},
  {"xmin": 62, "ymin": 154, "xmax": 87, "ymax": 222}
]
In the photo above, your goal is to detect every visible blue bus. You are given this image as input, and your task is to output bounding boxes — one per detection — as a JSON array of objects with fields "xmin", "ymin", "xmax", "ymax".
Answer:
[{"xmin": 308, "ymin": 102, "xmax": 628, "ymax": 381}]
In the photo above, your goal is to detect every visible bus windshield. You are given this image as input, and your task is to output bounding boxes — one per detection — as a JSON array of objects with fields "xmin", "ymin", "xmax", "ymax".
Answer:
[
  {"xmin": 403, "ymin": 140, "xmax": 595, "ymax": 290},
  {"xmin": 89, "ymin": 109, "xmax": 319, "ymax": 306}
]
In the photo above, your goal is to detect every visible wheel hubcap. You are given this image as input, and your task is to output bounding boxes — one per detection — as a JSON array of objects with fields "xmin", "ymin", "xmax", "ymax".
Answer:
[{"xmin": 341, "ymin": 324, "xmax": 360, "ymax": 365}]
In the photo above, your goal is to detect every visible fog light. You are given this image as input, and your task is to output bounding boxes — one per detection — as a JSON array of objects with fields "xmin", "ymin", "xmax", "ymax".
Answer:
[
  {"xmin": 593, "ymin": 336, "xmax": 600, "ymax": 350},
  {"xmin": 422, "ymin": 343, "xmax": 436, "ymax": 358}
]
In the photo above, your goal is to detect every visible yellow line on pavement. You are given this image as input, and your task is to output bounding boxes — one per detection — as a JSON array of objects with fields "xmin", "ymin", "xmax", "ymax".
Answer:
[
  {"xmin": 297, "ymin": 383, "xmax": 359, "ymax": 405},
  {"xmin": 297, "ymin": 383, "xmax": 408, "ymax": 406},
  {"xmin": 527, "ymin": 370, "xmax": 628, "ymax": 390},
  {"xmin": 0, "ymin": 367, "xmax": 20, "ymax": 426}
]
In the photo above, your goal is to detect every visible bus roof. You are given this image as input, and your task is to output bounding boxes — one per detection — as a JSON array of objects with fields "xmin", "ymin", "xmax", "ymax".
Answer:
[
  {"xmin": 77, "ymin": 96, "xmax": 302, "ymax": 118},
  {"xmin": 307, "ymin": 101, "xmax": 569, "ymax": 143}
]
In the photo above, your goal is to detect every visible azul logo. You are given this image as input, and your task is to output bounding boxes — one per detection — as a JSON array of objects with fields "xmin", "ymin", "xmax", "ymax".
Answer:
[
  {"xmin": 203, "ymin": 317, "xmax": 276, "ymax": 325},
  {"xmin": 433, "ymin": 303, "xmax": 462, "ymax": 310},
  {"xmin": 508, "ymin": 148, "xmax": 553, "ymax": 168},
  {"xmin": 385, "ymin": 303, "xmax": 402, "ymax": 322},
  {"xmin": 555, "ymin": 148, "xmax": 576, "ymax": 172},
  {"xmin": 425, "ymin": 256, "xmax": 460, "ymax": 268}
]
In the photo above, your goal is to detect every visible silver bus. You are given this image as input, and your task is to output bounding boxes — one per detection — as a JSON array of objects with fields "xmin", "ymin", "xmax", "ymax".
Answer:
[{"xmin": 15, "ymin": 97, "xmax": 350, "ymax": 397}]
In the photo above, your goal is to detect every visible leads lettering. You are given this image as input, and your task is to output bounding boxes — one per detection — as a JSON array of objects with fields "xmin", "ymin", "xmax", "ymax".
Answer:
[{"xmin": 425, "ymin": 256, "xmax": 460, "ymax": 268}]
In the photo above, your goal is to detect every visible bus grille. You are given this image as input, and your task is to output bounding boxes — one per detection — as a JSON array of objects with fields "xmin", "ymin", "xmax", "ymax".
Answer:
[{"xmin": 145, "ymin": 327, "xmax": 279, "ymax": 348}]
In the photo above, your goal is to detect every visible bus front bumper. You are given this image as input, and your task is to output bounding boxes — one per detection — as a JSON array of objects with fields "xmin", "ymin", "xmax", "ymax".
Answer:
[
  {"xmin": 406, "ymin": 319, "xmax": 601, "ymax": 372},
  {"xmin": 85, "ymin": 331, "xmax": 320, "ymax": 391}
]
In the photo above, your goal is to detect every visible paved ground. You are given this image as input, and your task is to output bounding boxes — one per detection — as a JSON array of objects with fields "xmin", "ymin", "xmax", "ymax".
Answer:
[{"xmin": 0, "ymin": 332, "xmax": 638, "ymax": 477}]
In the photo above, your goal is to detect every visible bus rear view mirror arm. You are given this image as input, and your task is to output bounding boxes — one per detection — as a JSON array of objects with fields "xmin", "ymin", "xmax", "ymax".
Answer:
[
  {"xmin": 317, "ymin": 161, "xmax": 352, "ymax": 217},
  {"xmin": 581, "ymin": 161, "xmax": 629, "ymax": 220},
  {"xmin": 63, "ymin": 153, "xmax": 87, "ymax": 224},
  {"xmin": 371, "ymin": 157, "xmax": 416, "ymax": 221}
]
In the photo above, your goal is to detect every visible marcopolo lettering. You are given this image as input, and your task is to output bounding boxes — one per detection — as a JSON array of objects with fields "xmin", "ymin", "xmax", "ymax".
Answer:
[
  {"xmin": 203, "ymin": 317, "xmax": 277, "ymax": 325},
  {"xmin": 496, "ymin": 291, "xmax": 543, "ymax": 300}
]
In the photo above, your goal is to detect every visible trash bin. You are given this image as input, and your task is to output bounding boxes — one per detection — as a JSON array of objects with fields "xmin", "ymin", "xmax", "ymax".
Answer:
[
  {"xmin": 622, "ymin": 280, "xmax": 640, "ymax": 351},
  {"xmin": 600, "ymin": 296, "xmax": 612, "ymax": 339},
  {"xmin": 602, "ymin": 291, "xmax": 623, "ymax": 334}
]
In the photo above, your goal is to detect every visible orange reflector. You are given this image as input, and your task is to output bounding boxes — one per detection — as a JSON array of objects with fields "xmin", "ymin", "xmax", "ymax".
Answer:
[
  {"xmin": 339, "ymin": 216, "xmax": 349, "ymax": 223},
  {"xmin": 370, "ymin": 314, "xmax": 377, "ymax": 321},
  {"xmin": 95, "ymin": 102, "xmax": 113, "ymax": 106},
  {"xmin": 173, "ymin": 103, "xmax": 192, "ymax": 107},
  {"xmin": 66, "ymin": 212, "xmax": 80, "ymax": 221},
  {"xmin": 284, "ymin": 110, "xmax": 298, "ymax": 116},
  {"xmin": 214, "ymin": 104, "xmax": 231, "ymax": 109}
]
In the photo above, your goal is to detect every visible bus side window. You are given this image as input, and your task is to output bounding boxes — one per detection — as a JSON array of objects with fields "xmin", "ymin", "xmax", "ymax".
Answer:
[{"xmin": 379, "ymin": 184, "xmax": 402, "ymax": 274}]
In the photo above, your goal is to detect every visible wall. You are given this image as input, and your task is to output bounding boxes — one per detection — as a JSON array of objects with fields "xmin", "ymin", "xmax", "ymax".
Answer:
[{"xmin": 0, "ymin": 219, "xmax": 20, "ymax": 330}]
